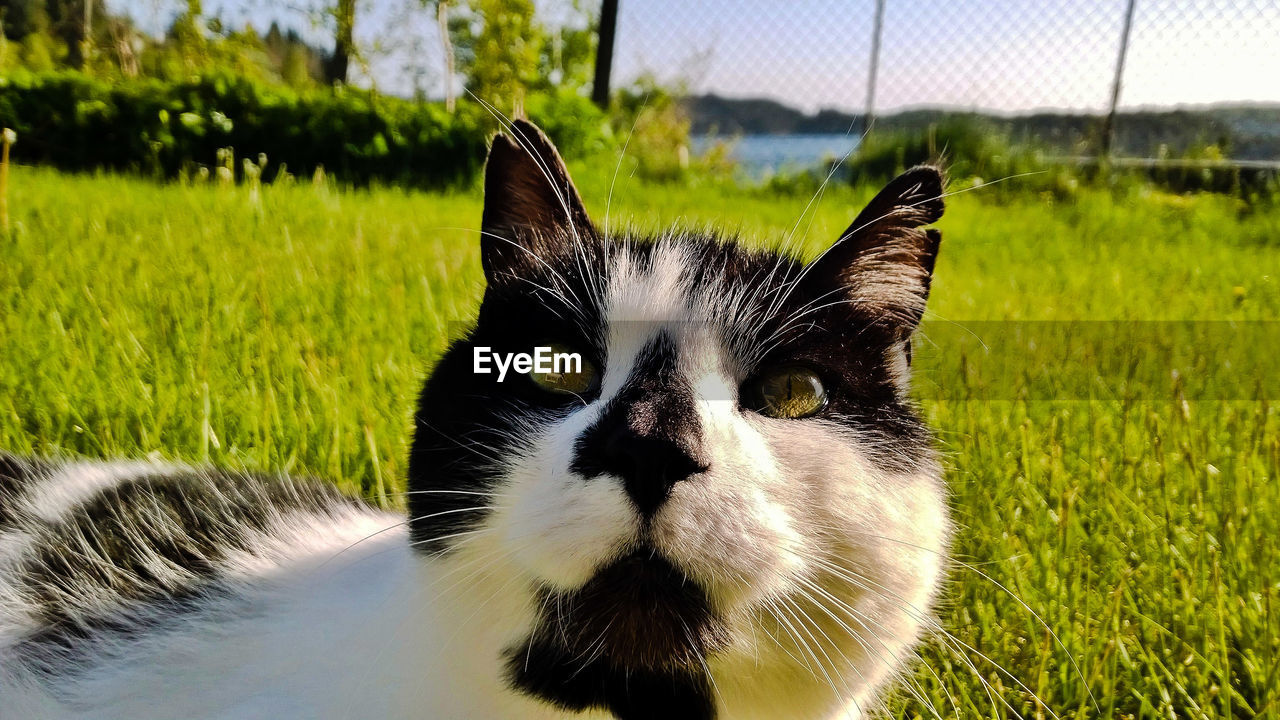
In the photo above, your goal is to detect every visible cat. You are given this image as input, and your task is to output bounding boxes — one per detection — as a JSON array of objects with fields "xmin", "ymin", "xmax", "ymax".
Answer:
[{"xmin": 0, "ymin": 120, "xmax": 949, "ymax": 720}]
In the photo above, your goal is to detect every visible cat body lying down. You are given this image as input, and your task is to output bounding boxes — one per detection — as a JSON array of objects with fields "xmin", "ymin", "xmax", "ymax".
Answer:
[{"xmin": 0, "ymin": 122, "xmax": 949, "ymax": 720}]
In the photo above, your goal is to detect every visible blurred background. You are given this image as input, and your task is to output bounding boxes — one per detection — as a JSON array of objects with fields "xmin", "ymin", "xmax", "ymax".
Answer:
[{"xmin": 0, "ymin": 0, "xmax": 1276, "ymax": 190}]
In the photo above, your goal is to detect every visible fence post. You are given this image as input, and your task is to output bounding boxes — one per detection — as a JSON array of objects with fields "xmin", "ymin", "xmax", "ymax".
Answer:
[
  {"xmin": 593, "ymin": 0, "xmax": 620, "ymax": 108},
  {"xmin": 863, "ymin": 0, "xmax": 886, "ymax": 137},
  {"xmin": 1102, "ymin": 0, "xmax": 1138, "ymax": 157}
]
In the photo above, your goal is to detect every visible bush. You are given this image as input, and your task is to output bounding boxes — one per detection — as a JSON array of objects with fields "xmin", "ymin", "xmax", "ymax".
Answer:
[
  {"xmin": 610, "ymin": 79, "xmax": 695, "ymax": 183},
  {"xmin": 0, "ymin": 71, "xmax": 607, "ymax": 188},
  {"xmin": 849, "ymin": 115, "xmax": 1044, "ymax": 185},
  {"xmin": 523, "ymin": 89, "xmax": 611, "ymax": 160}
]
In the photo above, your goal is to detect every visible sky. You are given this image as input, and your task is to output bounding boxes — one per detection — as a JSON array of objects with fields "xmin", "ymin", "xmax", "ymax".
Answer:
[{"xmin": 111, "ymin": 0, "xmax": 1280, "ymax": 114}]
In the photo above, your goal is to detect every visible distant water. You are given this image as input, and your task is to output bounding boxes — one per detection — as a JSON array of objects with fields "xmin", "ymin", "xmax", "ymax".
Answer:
[{"xmin": 692, "ymin": 133, "xmax": 862, "ymax": 177}]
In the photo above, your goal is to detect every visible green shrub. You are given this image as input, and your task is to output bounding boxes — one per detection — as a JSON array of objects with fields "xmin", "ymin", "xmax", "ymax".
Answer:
[
  {"xmin": 849, "ymin": 115, "xmax": 1045, "ymax": 186},
  {"xmin": 609, "ymin": 79, "xmax": 696, "ymax": 183},
  {"xmin": 0, "ymin": 71, "xmax": 607, "ymax": 188},
  {"xmin": 523, "ymin": 89, "xmax": 611, "ymax": 159}
]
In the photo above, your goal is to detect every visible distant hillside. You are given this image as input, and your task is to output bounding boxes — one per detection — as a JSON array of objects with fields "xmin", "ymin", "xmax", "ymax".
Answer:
[{"xmin": 684, "ymin": 95, "xmax": 1280, "ymax": 160}]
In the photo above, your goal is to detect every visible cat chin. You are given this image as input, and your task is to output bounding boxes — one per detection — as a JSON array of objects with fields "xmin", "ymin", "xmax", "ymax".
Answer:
[{"xmin": 528, "ymin": 547, "xmax": 728, "ymax": 669}]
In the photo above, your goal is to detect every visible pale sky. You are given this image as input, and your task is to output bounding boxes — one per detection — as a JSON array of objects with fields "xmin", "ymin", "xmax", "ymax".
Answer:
[{"xmin": 112, "ymin": 0, "xmax": 1280, "ymax": 113}]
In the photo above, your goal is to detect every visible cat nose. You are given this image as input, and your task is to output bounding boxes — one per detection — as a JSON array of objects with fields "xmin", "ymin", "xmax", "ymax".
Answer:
[
  {"xmin": 572, "ymin": 398, "xmax": 709, "ymax": 518},
  {"xmin": 601, "ymin": 421, "xmax": 708, "ymax": 517}
]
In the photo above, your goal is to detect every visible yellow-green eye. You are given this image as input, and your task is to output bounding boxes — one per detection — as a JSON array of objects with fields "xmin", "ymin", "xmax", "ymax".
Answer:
[
  {"xmin": 528, "ymin": 344, "xmax": 600, "ymax": 397},
  {"xmin": 745, "ymin": 366, "xmax": 827, "ymax": 418}
]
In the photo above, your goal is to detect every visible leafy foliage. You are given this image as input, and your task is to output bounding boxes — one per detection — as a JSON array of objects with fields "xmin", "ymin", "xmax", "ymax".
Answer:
[
  {"xmin": 850, "ymin": 115, "xmax": 1043, "ymax": 185},
  {"xmin": 451, "ymin": 0, "xmax": 543, "ymax": 114},
  {"xmin": 609, "ymin": 76, "xmax": 696, "ymax": 182},
  {"xmin": 0, "ymin": 70, "xmax": 606, "ymax": 187},
  {"xmin": 0, "ymin": 0, "xmax": 330, "ymax": 86}
]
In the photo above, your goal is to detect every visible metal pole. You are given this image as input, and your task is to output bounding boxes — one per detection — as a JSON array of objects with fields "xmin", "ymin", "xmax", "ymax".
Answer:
[
  {"xmin": 592, "ymin": 0, "xmax": 619, "ymax": 108},
  {"xmin": 863, "ymin": 0, "xmax": 886, "ymax": 137},
  {"xmin": 1102, "ymin": 0, "xmax": 1138, "ymax": 157}
]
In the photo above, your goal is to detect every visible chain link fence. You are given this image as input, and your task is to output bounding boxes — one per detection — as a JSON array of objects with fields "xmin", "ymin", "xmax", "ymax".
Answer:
[{"xmin": 605, "ymin": 0, "xmax": 1280, "ymax": 164}]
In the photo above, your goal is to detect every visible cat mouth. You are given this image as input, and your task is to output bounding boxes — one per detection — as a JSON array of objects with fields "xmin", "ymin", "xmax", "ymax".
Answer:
[{"xmin": 529, "ymin": 548, "xmax": 727, "ymax": 670}]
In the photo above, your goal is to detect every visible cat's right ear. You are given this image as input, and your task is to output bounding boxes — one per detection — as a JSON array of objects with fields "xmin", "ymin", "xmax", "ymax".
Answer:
[{"xmin": 480, "ymin": 120, "xmax": 593, "ymax": 283}]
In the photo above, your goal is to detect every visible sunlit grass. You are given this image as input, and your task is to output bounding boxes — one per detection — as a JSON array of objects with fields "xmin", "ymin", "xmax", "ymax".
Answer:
[{"xmin": 0, "ymin": 164, "xmax": 1277, "ymax": 718}]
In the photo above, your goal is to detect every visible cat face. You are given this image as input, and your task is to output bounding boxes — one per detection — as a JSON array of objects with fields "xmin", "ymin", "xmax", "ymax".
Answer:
[{"xmin": 408, "ymin": 121, "xmax": 949, "ymax": 719}]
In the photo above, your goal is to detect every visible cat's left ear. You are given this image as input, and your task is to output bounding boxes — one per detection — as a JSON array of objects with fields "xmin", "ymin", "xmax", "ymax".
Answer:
[
  {"xmin": 480, "ymin": 120, "xmax": 594, "ymax": 283},
  {"xmin": 804, "ymin": 166, "xmax": 944, "ymax": 335}
]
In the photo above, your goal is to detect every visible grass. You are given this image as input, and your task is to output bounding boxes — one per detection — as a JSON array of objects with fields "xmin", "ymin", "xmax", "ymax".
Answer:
[{"xmin": 1, "ymin": 163, "xmax": 1278, "ymax": 718}]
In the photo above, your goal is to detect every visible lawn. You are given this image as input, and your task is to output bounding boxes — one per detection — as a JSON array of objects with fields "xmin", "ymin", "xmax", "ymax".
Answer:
[{"xmin": 1, "ymin": 163, "xmax": 1278, "ymax": 718}]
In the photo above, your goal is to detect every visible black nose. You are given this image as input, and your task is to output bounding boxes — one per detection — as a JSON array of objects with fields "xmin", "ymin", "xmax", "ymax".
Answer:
[
  {"xmin": 571, "ymin": 340, "xmax": 708, "ymax": 518},
  {"xmin": 596, "ymin": 418, "xmax": 708, "ymax": 517}
]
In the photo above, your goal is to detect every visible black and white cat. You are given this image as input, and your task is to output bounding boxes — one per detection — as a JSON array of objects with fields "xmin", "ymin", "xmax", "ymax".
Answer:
[{"xmin": 0, "ymin": 121, "xmax": 949, "ymax": 720}]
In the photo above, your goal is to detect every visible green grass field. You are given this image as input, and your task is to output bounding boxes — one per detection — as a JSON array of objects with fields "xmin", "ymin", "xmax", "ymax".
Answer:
[{"xmin": 2, "ymin": 163, "xmax": 1278, "ymax": 718}]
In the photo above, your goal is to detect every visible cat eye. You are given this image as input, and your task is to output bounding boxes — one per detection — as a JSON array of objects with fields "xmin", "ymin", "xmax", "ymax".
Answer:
[
  {"xmin": 743, "ymin": 366, "xmax": 827, "ymax": 419},
  {"xmin": 528, "ymin": 343, "xmax": 600, "ymax": 398}
]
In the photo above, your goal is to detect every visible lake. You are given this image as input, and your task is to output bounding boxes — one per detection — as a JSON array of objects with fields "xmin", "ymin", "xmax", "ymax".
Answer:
[{"xmin": 692, "ymin": 133, "xmax": 863, "ymax": 177}]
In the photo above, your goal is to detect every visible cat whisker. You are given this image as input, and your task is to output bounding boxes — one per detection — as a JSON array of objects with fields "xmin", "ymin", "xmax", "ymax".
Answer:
[
  {"xmin": 566, "ymin": 614, "xmax": 617, "ymax": 678},
  {"xmin": 768, "ymin": 595, "xmax": 829, "ymax": 680},
  {"xmin": 784, "ymin": 590, "xmax": 865, "ymax": 699},
  {"xmin": 773, "ymin": 593, "xmax": 859, "ymax": 714},
  {"xmin": 603, "ymin": 92, "xmax": 649, "ymax": 240},
  {"xmin": 412, "ymin": 416, "xmax": 518, "ymax": 466},
  {"xmin": 465, "ymin": 93, "xmax": 584, "ymax": 244},
  {"xmin": 434, "ymin": 553, "xmax": 529, "ymax": 652},
  {"xmin": 425, "ymin": 541, "xmax": 513, "ymax": 596},
  {"xmin": 680, "ymin": 615, "xmax": 725, "ymax": 708},
  {"xmin": 425, "ymin": 225, "xmax": 584, "ymax": 311},
  {"xmin": 787, "ymin": 556, "xmax": 996, "ymax": 718},
  {"xmin": 779, "ymin": 117, "xmax": 874, "ymax": 258},
  {"xmin": 406, "ymin": 526, "xmax": 492, "ymax": 554},
  {"xmin": 765, "ymin": 169, "xmax": 1043, "ymax": 328},
  {"xmin": 393, "ymin": 489, "xmax": 509, "ymax": 499},
  {"xmin": 315, "ymin": 504, "xmax": 491, "ymax": 572},
  {"xmin": 802, "ymin": 522, "xmax": 1099, "ymax": 714},
  {"xmin": 751, "ymin": 601, "xmax": 811, "ymax": 670},
  {"xmin": 760, "ymin": 596, "xmax": 819, "ymax": 677},
  {"xmin": 790, "ymin": 575, "xmax": 949, "ymax": 719},
  {"xmin": 792, "ymin": 547, "xmax": 1066, "ymax": 719}
]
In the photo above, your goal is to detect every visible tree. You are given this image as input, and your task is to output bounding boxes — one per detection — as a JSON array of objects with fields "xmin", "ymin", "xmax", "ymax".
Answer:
[
  {"xmin": 536, "ymin": 0, "xmax": 595, "ymax": 94},
  {"xmin": 163, "ymin": 0, "xmax": 207, "ymax": 74},
  {"xmin": 1, "ymin": 0, "xmax": 51, "ymax": 40},
  {"xmin": 456, "ymin": 0, "xmax": 541, "ymax": 114},
  {"xmin": 410, "ymin": 0, "xmax": 459, "ymax": 111},
  {"xmin": 46, "ymin": 0, "xmax": 97, "ymax": 69},
  {"xmin": 327, "ymin": 0, "xmax": 356, "ymax": 84},
  {"xmin": 435, "ymin": 1, "xmax": 454, "ymax": 111}
]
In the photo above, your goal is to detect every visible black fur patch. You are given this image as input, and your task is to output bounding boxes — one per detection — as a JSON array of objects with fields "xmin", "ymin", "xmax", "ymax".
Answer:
[
  {"xmin": 0, "ymin": 452, "xmax": 46, "ymax": 527},
  {"xmin": 506, "ymin": 549, "xmax": 722, "ymax": 720},
  {"xmin": 507, "ymin": 638, "xmax": 715, "ymax": 720},
  {"xmin": 571, "ymin": 333, "xmax": 708, "ymax": 517},
  {"xmin": 406, "ymin": 229, "xmax": 609, "ymax": 553}
]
